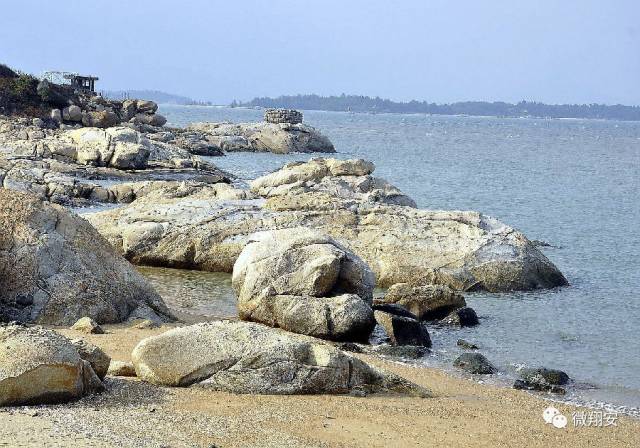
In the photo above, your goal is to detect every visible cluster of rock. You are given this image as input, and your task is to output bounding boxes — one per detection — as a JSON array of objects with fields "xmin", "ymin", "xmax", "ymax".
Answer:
[
  {"xmin": 49, "ymin": 95, "xmax": 167, "ymax": 130},
  {"xmin": 89, "ymin": 158, "xmax": 567, "ymax": 292},
  {"xmin": 187, "ymin": 120, "xmax": 335, "ymax": 154},
  {"xmin": 264, "ymin": 108, "xmax": 303, "ymax": 124},
  {"xmin": 0, "ymin": 116, "xmax": 230, "ymax": 207},
  {"xmin": 0, "ymin": 110, "xmax": 337, "ymax": 208}
]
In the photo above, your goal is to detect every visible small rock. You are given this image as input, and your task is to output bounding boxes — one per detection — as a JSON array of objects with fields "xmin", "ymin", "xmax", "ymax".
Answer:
[
  {"xmin": 374, "ymin": 311, "xmax": 431, "ymax": 347},
  {"xmin": 82, "ymin": 110, "xmax": 118, "ymax": 128},
  {"xmin": 32, "ymin": 118, "xmax": 44, "ymax": 128},
  {"xmin": 70, "ymin": 338, "xmax": 111, "ymax": 380},
  {"xmin": 453, "ymin": 353, "xmax": 496, "ymax": 374},
  {"xmin": 456, "ymin": 339, "xmax": 479, "ymax": 350},
  {"xmin": 381, "ymin": 283, "xmax": 466, "ymax": 320},
  {"xmin": 50, "ymin": 108, "xmax": 62, "ymax": 123},
  {"xmin": 107, "ymin": 360, "xmax": 137, "ymax": 377},
  {"xmin": 440, "ymin": 307, "xmax": 479, "ymax": 327},
  {"xmin": 132, "ymin": 319, "xmax": 160, "ymax": 329},
  {"xmin": 513, "ymin": 367, "xmax": 570, "ymax": 393},
  {"xmin": 71, "ymin": 317, "xmax": 104, "ymax": 334},
  {"xmin": 513, "ymin": 379, "xmax": 565, "ymax": 394},
  {"xmin": 62, "ymin": 105, "xmax": 83, "ymax": 122},
  {"xmin": 349, "ymin": 386, "xmax": 367, "ymax": 398},
  {"xmin": 334, "ymin": 342, "xmax": 363, "ymax": 353},
  {"xmin": 136, "ymin": 100, "xmax": 158, "ymax": 114},
  {"xmin": 135, "ymin": 113, "xmax": 167, "ymax": 127}
]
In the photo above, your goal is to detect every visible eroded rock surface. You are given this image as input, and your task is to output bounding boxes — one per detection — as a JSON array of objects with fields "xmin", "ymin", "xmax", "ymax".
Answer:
[
  {"xmin": 0, "ymin": 323, "xmax": 104, "ymax": 406},
  {"xmin": 187, "ymin": 121, "xmax": 335, "ymax": 154},
  {"xmin": 232, "ymin": 228, "xmax": 376, "ymax": 341},
  {"xmin": 132, "ymin": 320, "xmax": 431, "ymax": 396},
  {"xmin": 88, "ymin": 158, "xmax": 567, "ymax": 292},
  {"xmin": 0, "ymin": 189, "xmax": 174, "ymax": 325}
]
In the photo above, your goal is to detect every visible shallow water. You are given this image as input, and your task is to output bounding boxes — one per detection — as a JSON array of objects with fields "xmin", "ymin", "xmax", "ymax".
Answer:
[
  {"xmin": 151, "ymin": 104, "xmax": 640, "ymax": 410},
  {"xmin": 137, "ymin": 267, "xmax": 236, "ymax": 321}
]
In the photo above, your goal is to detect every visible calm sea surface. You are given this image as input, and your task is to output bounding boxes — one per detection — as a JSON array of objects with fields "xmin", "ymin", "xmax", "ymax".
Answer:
[{"xmin": 149, "ymin": 105, "xmax": 640, "ymax": 411}]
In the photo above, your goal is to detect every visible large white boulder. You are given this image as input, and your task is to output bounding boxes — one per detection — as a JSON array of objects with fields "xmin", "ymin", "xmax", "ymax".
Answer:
[
  {"xmin": 232, "ymin": 228, "xmax": 376, "ymax": 341},
  {"xmin": 132, "ymin": 321, "xmax": 431, "ymax": 396}
]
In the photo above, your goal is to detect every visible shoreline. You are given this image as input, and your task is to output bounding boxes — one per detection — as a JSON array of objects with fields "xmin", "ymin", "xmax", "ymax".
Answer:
[
  {"xmin": 133, "ymin": 261, "xmax": 640, "ymax": 417},
  {"xmin": 1, "ymin": 323, "xmax": 637, "ymax": 448}
]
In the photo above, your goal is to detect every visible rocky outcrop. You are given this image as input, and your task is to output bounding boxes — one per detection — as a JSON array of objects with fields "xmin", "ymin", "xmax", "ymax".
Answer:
[
  {"xmin": 379, "ymin": 284, "xmax": 467, "ymax": 320},
  {"xmin": 56, "ymin": 97, "xmax": 166, "ymax": 129},
  {"xmin": 250, "ymin": 158, "xmax": 416, "ymax": 207},
  {"xmin": 0, "ymin": 323, "xmax": 104, "ymax": 406},
  {"xmin": 187, "ymin": 121, "xmax": 335, "ymax": 154},
  {"xmin": 131, "ymin": 320, "xmax": 431, "ymax": 396},
  {"xmin": 0, "ymin": 189, "xmax": 174, "ymax": 325},
  {"xmin": 0, "ymin": 116, "xmax": 231, "ymax": 207},
  {"xmin": 232, "ymin": 228, "xmax": 376, "ymax": 342},
  {"xmin": 68, "ymin": 127, "xmax": 151, "ymax": 169},
  {"xmin": 87, "ymin": 158, "xmax": 568, "ymax": 293}
]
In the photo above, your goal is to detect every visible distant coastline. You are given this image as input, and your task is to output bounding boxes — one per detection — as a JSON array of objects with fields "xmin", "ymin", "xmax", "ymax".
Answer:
[
  {"xmin": 236, "ymin": 94, "xmax": 640, "ymax": 121},
  {"xmin": 102, "ymin": 89, "xmax": 214, "ymax": 106}
]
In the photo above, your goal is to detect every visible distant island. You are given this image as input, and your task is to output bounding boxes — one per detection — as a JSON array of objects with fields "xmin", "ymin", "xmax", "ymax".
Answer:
[
  {"xmin": 237, "ymin": 94, "xmax": 640, "ymax": 121},
  {"xmin": 103, "ymin": 89, "xmax": 213, "ymax": 106}
]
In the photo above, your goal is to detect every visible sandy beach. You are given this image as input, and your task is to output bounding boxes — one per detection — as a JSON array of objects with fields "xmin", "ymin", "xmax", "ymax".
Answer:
[{"xmin": 0, "ymin": 324, "xmax": 636, "ymax": 448}]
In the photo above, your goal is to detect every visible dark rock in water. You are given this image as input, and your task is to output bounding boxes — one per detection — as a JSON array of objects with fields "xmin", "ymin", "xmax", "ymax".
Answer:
[
  {"xmin": 441, "ymin": 307, "xmax": 479, "ymax": 327},
  {"xmin": 381, "ymin": 283, "xmax": 466, "ymax": 320},
  {"xmin": 372, "ymin": 303, "xmax": 417, "ymax": 320},
  {"xmin": 456, "ymin": 339, "xmax": 479, "ymax": 350},
  {"xmin": 514, "ymin": 367, "xmax": 570, "ymax": 393},
  {"xmin": 368, "ymin": 344, "xmax": 429, "ymax": 359},
  {"xmin": 453, "ymin": 353, "xmax": 496, "ymax": 374},
  {"xmin": 513, "ymin": 379, "xmax": 566, "ymax": 394},
  {"xmin": 374, "ymin": 311, "xmax": 431, "ymax": 347}
]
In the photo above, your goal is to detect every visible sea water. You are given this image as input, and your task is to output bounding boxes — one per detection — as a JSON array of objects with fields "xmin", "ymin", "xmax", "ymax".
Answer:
[{"xmin": 146, "ymin": 104, "xmax": 640, "ymax": 411}]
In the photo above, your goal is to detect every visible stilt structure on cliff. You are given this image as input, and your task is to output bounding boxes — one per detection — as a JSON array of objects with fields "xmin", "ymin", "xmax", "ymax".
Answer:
[{"xmin": 42, "ymin": 71, "xmax": 99, "ymax": 93}]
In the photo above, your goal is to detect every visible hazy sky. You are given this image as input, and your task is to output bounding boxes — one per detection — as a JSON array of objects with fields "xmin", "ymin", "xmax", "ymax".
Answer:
[{"xmin": 1, "ymin": 0, "xmax": 638, "ymax": 105}]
